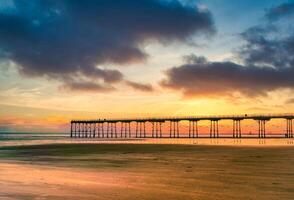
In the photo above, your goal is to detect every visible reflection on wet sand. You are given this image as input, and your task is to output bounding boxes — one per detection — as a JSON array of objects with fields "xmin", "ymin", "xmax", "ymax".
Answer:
[
  {"xmin": 1, "ymin": 137, "xmax": 294, "ymax": 147},
  {"xmin": 0, "ymin": 137, "xmax": 294, "ymax": 200}
]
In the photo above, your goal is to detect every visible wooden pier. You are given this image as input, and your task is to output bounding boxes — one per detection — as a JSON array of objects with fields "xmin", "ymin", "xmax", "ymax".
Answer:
[{"xmin": 70, "ymin": 114, "xmax": 294, "ymax": 138}]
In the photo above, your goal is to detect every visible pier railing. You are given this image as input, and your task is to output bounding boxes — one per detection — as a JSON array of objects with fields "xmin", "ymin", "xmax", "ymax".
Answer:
[{"xmin": 72, "ymin": 113, "xmax": 294, "ymax": 122}]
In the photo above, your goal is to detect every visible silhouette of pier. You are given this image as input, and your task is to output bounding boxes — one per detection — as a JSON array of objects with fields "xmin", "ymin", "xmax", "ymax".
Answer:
[{"xmin": 70, "ymin": 113, "xmax": 294, "ymax": 138}]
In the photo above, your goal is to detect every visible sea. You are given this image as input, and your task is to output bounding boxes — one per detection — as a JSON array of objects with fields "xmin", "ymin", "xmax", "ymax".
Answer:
[{"xmin": 1, "ymin": 132, "xmax": 294, "ymax": 147}]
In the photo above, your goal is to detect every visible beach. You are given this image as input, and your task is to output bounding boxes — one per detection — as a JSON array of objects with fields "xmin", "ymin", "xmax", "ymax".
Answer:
[
  {"xmin": 0, "ymin": 135, "xmax": 294, "ymax": 200},
  {"xmin": 1, "ymin": 0, "xmax": 294, "ymax": 199}
]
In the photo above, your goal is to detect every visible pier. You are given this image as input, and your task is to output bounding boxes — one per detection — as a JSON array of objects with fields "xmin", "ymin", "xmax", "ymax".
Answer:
[{"xmin": 70, "ymin": 114, "xmax": 294, "ymax": 138}]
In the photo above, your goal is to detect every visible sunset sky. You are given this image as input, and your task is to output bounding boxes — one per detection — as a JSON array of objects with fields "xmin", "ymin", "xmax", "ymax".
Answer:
[{"xmin": 1, "ymin": 0, "xmax": 294, "ymax": 133}]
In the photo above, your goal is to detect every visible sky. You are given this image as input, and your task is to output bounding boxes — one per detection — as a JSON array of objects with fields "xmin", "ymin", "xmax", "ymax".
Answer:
[{"xmin": 0, "ymin": 0, "xmax": 294, "ymax": 133}]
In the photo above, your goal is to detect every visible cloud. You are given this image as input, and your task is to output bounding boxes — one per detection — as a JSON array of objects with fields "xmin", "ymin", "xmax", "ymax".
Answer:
[
  {"xmin": 125, "ymin": 80, "xmax": 154, "ymax": 92},
  {"xmin": 78, "ymin": 67, "xmax": 123, "ymax": 84},
  {"xmin": 161, "ymin": 55, "xmax": 294, "ymax": 97},
  {"xmin": 266, "ymin": 2, "xmax": 294, "ymax": 21},
  {"xmin": 0, "ymin": 0, "xmax": 215, "ymax": 92},
  {"xmin": 161, "ymin": 2, "xmax": 294, "ymax": 98},
  {"xmin": 238, "ymin": 26, "xmax": 294, "ymax": 69},
  {"xmin": 60, "ymin": 80, "xmax": 115, "ymax": 93},
  {"xmin": 285, "ymin": 98, "xmax": 294, "ymax": 104}
]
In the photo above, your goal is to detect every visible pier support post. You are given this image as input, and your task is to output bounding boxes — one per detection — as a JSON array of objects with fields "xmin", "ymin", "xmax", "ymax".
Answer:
[
  {"xmin": 135, "ymin": 122, "xmax": 146, "ymax": 138},
  {"xmin": 177, "ymin": 121, "xmax": 179, "ymax": 138},
  {"xmin": 135, "ymin": 122, "xmax": 138, "ymax": 138},
  {"xmin": 106, "ymin": 122, "xmax": 117, "ymax": 138},
  {"xmin": 87, "ymin": 122, "xmax": 91, "ymax": 138},
  {"xmin": 79, "ymin": 123, "xmax": 82, "ymax": 138},
  {"xmin": 101, "ymin": 123, "xmax": 105, "ymax": 138},
  {"xmin": 169, "ymin": 121, "xmax": 172, "ymax": 138},
  {"xmin": 83, "ymin": 123, "xmax": 85, "ymax": 138},
  {"xmin": 233, "ymin": 120, "xmax": 242, "ymax": 138},
  {"xmin": 135, "ymin": 122, "xmax": 139, "ymax": 138},
  {"xmin": 72, "ymin": 122, "xmax": 74, "ymax": 138},
  {"xmin": 70, "ymin": 122, "xmax": 73, "ymax": 138},
  {"xmin": 152, "ymin": 122, "xmax": 155, "ymax": 137},
  {"xmin": 109, "ymin": 123, "xmax": 112, "ymax": 138},
  {"xmin": 127, "ymin": 122, "xmax": 131, "ymax": 138},
  {"xmin": 120, "ymin": 122, "xmax": 131, "ymax": 138},
  {"xmin": 143, "ymin": 122, "xmax": 146, "ymax": 138},
  {"xmin": 84, "ymin": 123, "xmax": 87, "ymax": 138},
  {"xmin": 286, "ymin": 119, "xmax": 293, "ymax": 138},
  {"xmin": 210, "ymin": 120, "xmax": 219, "ymax": 138},
  {"xmin": 98, "ymin": 123, "xmax": 102, "ymax": 138},
  {"xmin": 90, "ymin": 123, "xmax": 93, "ymax": 138},
  {"xmin": 81, "ymin": 123, "xmax": 84, "ymax": 138},
  {"xmin": 93, "ymin": 123, "xmax": 96, "ymax": 138},
  {"xmin": 88, "ymin": 123, "xmax": 91, "ymax": 138},
  {"xmin": 189, "ymin": 120, "xmax": 198, "ymax": 138},
  {"xmin": 74, "ymin": 123, "xmax": 77, "ymax": 138},
  {"xmin": 152, "ymin": 122, "xmax": 164, "ymax": 138},
  {"xmin": 169, "ymin": 121, "xmax": 179, "ymax": 138},
  {"xmin": 106, "ymin": 122, "xmax": 109, "ymax": 138},
  {"xmin": 78, "ymin": 123, "xmax": 80, "ymax": 138},
  {"xmin": 115, "ymin": 122, "xmax": 118, "ymax": 138},
  {"xmin": 257, "ymin": 119, "xmax": 269, "ymax": 138},
  {"xmin": 96, "ymin": 123, "xmax": 100, "ymax": 138},
  {"xmin": 155, "ymin": 122, "xmax": 158, "ymax": 137},
  {"xmin": 108, "ymin": 122, "xmax": 117, "ymax": 138},
  {"xmin": 153, "ymin": 122, "xmax": 157, "ymax": 138},
  {"xmin": 120, "ymin": 122, "xmax": 124, "ymax": 138},
  {"xmin": 123, "ymin": 122, "xmax": 127, "ymax": 138},
  {"xmin": 83, "ymin": 123, "xmax": 86, "ymax": 138},
  {"xmin": 86, "ymin": 123, "xmax": 89, "ymax": 138},
  {"xmin": 85, "ymin": 123, "xmax": 88, "ymax": 138},
  {"xmin": 73, "ymin": 122, "xmax": 76, "ymax": 138},
  {"xmin": 160, "ymin": 122, "xmax": 162, "ymax": 138},
  {"xmin": 152, "ymin": 122, "xmax": 154, "ymax": 138}
]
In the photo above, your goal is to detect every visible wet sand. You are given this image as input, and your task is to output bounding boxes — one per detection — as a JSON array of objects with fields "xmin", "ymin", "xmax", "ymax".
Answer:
[
  {"xmin": 1, "ymin": 137, "xmax": 294, "ymax": 147},
  {"xmin": 0, "ymin": 142, "xmax": 294, "ymax": 200}
]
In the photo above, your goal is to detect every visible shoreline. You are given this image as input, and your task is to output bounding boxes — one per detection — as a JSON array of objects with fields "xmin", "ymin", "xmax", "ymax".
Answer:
[{"xmin": 0, "ymin": 138, "xmax": 294, "ymax": 148}]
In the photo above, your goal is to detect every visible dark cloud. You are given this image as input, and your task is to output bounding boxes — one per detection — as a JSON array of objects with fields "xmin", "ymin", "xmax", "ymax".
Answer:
[
  {"xmin": 161, "ymin": 2, "xmax": 294, "ymax": 98},
  {"xmin": 161, "ymin": 55, "xmax": 294, "ymax": 97},
  {"xmin": 79, "ymin": 67, "xmax": 123, "ymax": 84},
  {"xmin": 0, "ymin": 0, "xmax": 215, "ymax": 91},
  {"xmin": 266, "ymin": 2, "xmax": 294, "ymax": 21},
  {"xmin": 239, "ymin": 26, "xmax": 293, "ymax": 68},
  {"xmin": 125, "ymin": 80, "xmax": 154, "ymax": 92},
  {"xmin": 60, "ymin": 80, "xmax": 115, "ymax": 93},
  {"xmin": 285, "ymin": 98, "xmax": 294, "ymax": 104}
]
